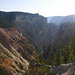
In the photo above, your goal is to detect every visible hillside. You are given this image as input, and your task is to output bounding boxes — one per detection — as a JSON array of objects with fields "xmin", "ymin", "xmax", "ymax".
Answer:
[
  {"xmin": 47, "ymin": 16, "xmax": 65, "ymax": 26},
  {"xmin": 14, "ymin": 12, "xmax": 58, "ymax": 49},
  {"xmin": 60, "ymin": 15, "xmax": 75, "ymax": 24},
  {"xmin": 53, "ymin": 22, "xmax": 75, "ymax": 48},
  {"xmin": 45, "ymin": 22, "xmax": 75, "ymax": 58},
  {"xmin": 0, "ymin": 11, "xmax": 58, "ymax": 49},
  {"xmin": 0, "ymin": 11, "xmax": 75, "ymax": 75},
  {"xmin": 47, "ymin": 15, "xmax": 75, "ymax": 26},
  {"xmin": 0, "ymin": 27, "xmax": 36, "ymax": 75}
]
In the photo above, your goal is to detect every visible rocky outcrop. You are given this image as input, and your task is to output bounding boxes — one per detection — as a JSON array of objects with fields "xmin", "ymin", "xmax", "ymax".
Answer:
[
  {"xmin": 52, "ymin": 62, "xmax": 75, "ymax": 75},
  {"xmin": 0, "ymin": 43, "xmax": 29, "ymax": 75},
  {"xmin": 0, "ymin": 11, "xmax": 59, "ymax": 49},
  {"xmin": 0, "ymin": 28, "xmax": 35, "ymax": 75},
  {"xmin": 15, "ymin": 14, "xmax": 58, "ymax": 49}
]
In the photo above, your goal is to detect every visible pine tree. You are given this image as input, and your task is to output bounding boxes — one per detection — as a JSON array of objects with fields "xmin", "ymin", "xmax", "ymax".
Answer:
[
  {"xmin": 63, "ymin": 43, "xmax": 70, "ymax": 64},
  {"xmin": 70, "ymin": 34, "xmax": 75, "ymax": 56},
  {"xmin": 52, "ymin": 44, "xmax": 63, "ymax": 65},
  {"xmin": 63, "ymin": 34, "xmax": 75, "ymax": 63},
  {"xmin": 67, "ymin": 34, "xmax": 75, "ymax": 63}
]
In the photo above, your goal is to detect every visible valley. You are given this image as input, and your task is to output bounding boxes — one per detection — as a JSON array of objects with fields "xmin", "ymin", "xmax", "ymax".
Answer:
[{"xmin": 0, "ymin": 11, "xmax": 75, "ymax": 75}]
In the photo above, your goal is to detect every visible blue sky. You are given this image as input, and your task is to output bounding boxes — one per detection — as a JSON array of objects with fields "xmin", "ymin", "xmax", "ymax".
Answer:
[{"xmin": 0, "ymin": 0, "xmax": 75, "ymax": 17}]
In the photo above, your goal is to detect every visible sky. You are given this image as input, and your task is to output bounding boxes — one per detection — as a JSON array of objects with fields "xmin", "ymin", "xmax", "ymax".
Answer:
[{"xmin": 0, "ymin": 0, "xmax": 75, "ymax": 17}]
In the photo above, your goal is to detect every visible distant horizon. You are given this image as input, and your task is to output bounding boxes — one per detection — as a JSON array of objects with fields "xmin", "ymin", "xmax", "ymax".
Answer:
[
  {"xmin": 0, "ymin": 10, "xmax": 75, "ymax": 17},
  {"xmin": 0, "ymin": 0, "xmax": 75, "ymax": 17}
]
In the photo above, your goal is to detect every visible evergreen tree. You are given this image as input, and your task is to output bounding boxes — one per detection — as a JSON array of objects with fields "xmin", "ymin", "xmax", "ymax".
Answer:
[
  {"xmin": 63, "ymin": 43, "xmax": 70, "ymax": 64},
  {"xmin": 52, "ymin": 44, "xmax": 63, "ymax": 65},
  {"xmin": 63, "ymin": 34, "xmax": 75, "ymax": 63},
  {"xmin": 67, "ymin": 34, "xmax": 75, "ymax": 63},
  {"xmin": 70, "ymin": 34, "xmax": 75, "ymax": 55}
]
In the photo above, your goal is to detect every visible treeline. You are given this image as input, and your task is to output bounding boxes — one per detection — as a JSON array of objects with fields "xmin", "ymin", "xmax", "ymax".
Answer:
[
  {"xmin": 52, "ymin": 34, "xmax": 75, "ymax": 65},
  {"xmin": 33, "ymin": 34, "xmax": 75, "ymax": 66},
  {"xmin": 0, "ymin": 12, "xmax": 13, "ymax": 28},
  {"xmin": 0, "ymin": 11, "xmax": 43, "ymax": 28},
  {"xmin": 44, "ymin": 22, "xmax": 75, "ymax": 62},
  {"xmin": 0, "ymin": 11, "xmax": 17, "ymax": 28}
]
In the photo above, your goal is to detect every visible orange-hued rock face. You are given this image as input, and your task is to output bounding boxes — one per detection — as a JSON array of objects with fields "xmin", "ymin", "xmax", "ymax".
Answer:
[{"xmin": 0, "ymin": 27, "xmax": 36, "ymax": 75}]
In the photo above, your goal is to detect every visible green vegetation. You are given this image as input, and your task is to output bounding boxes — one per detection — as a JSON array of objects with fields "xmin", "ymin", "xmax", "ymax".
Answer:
[
  {"xmin": 64, "ymin": 34, "xmax": 75, "ymax": 63},
  {"xmin": 25, "ymin": 34, "xmax": 75, "ymax": 75},
  {"xmin": 52, "ymin": 34, "xmax": 75, "ymax": 65},
  {"xmin": 38, "ymin": 66, "xmax": 53, "ymax": 75},
  {"xmin": 24, "ymin": 62, "xmax": 53, "ymax": 75},
  {"xmin": 0, "ymin": 11, "xmax": 75, "ymax": 75},
  {"xmin": 52, "ymin": 45, "xmax": 63, "ymax": 65},
  {"xmin": 0, "ymin": 12, "xmax": 15, "ymax": 28},
  {"xmin": 24, "ymin": 45, "xmax": 54, "ymax": 75},
  {"xmin": 33, "ymin": 46, "xmax": 45, "ymax": 64}
]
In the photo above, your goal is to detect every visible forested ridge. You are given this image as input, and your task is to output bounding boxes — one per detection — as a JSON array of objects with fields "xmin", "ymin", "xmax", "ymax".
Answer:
[{"xmin": 0, "ymin": 11, "xmax": 75, "ymax": 75}]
